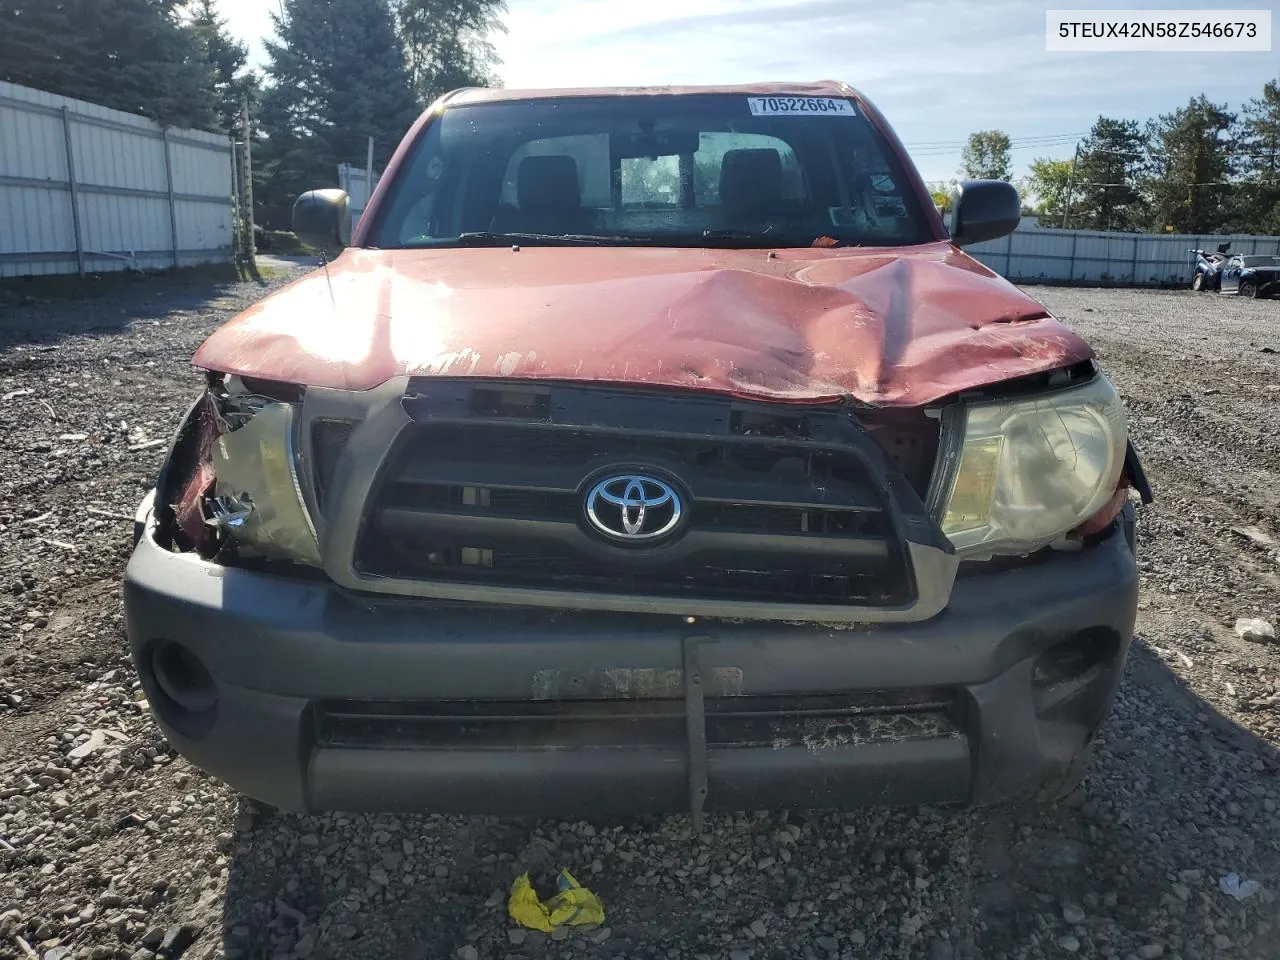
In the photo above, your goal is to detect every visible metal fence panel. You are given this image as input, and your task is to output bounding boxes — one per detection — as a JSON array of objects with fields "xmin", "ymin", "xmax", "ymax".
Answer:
[
  {"xmin": 72, "ymin": 121, "xmax": 166, "ymax": 191},
  {"xmin": 968, "ymin": 223, "xmax": 1280, "ymax": 286},
  {"xmin": 0, "ymin": 186, "xmax": 76, "ymax": 256},
  {"xmin": 79, "ymin": 193, "xmax": 171, "ymax": 267},
  {"xmin": 169, "ymin": 138, "xmax": 231, "ymax": 196},
  {"xmin": 0, "ymin": 80, "xmax": 233, "ymax": 278},
  {"xmin": 0, "ymin": 96, "xmax": 66, "ymax": 179}
]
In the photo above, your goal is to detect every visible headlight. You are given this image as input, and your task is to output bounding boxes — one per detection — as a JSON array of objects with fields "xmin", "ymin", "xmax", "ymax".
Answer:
[
  {"xmin": 930, "ymin": 374, "xmax": 1127, "ymax": 557},
  {"xmin": 208, "ymin": 398, "xmax": 321, "ymax": 566}
]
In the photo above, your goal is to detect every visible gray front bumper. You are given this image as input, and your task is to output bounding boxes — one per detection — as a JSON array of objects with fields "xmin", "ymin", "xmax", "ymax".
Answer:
[{"xmin": 124, "ymin": 513, "xmax": 1138, "ymax": 816}]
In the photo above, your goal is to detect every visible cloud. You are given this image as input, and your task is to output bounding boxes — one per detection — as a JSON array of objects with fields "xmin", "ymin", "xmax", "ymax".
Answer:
[
  {"xmin": 220, "ymin": 0, "xmax": 1278, "ymax": 183},
  {"xmin": 501, "ymin": 0, "xmax": 1275, "ymax": 180},
  {"xmin": 586, "ymin": 0, "xmax": 870, "ymax": 43}
]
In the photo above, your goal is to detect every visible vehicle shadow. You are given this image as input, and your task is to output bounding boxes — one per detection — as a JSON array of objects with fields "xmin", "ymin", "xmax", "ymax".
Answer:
[
  {"xmin": 0, "ymin": 265, "xmax": 270, "ymax": 354},
  {"xmin": 962, "ymin": 642, "xmax": 1280, "ymax": 958},
  {"xmin": 216, "ymin": 642, "xmax": 1280, "ymax": 960}
]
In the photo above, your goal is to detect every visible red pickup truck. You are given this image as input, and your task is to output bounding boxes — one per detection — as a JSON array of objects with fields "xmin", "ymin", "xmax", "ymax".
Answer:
[{"xmin": 124, "ymin": 82, "xmax": 1150, "ymax": 821}]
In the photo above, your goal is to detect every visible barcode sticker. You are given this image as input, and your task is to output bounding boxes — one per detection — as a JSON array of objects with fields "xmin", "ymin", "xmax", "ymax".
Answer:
[{"xmin": 747, "ymin": 96, "xmax": 857, "ymax": 117}]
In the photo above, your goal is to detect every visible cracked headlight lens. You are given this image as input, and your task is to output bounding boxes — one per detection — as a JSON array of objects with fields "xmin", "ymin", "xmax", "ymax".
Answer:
[
  {"xmin": 209, "ymin": 401, "xmax": 321, "ymax": 565},
  {"xmin": 932, "ymin": 375, "xmax": 1127, "ymax": 557}
]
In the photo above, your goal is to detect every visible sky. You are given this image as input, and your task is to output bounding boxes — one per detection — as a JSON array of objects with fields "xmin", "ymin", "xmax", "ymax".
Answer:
[{"xmin": 215, "ymin": 0, "xmax": 1278, "ymax": 184}]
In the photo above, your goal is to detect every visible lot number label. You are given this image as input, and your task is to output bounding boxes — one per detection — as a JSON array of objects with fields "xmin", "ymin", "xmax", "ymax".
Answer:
[{"xmin": 747, "ymin": 97, "xmax": 856, "ymax": 117}]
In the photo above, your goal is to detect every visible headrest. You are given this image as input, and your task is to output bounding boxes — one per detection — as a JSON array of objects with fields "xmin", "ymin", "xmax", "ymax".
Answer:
[
  {"xmin": 719, "ymin": 149, "xmax": 784, "ymax": 211},
  {"xmin": 517, "ymin": 155, "xmax": 581, "ymax": 214}
]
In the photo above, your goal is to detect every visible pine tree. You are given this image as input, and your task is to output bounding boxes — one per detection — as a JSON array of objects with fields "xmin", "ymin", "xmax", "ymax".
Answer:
[
  {"xmin": 1232, "ymin": 79, "xmax": 1280, "ymax": 235},
  {"xmin": 184, "ymin": 0, "xmax": 257, "ymax": 136},
  {"xmin": 257, "ymin": 0, "xmax": 421, "ymax": 210},
  {"xmin": 395, "ymin": 0, "xmax": 506, "ymax": 103},
  {"xmin": 1073, "ymin": 117, "xmax": 1147, "ymax": 231},
  {"xmin": 1143, "ymin": 96, "xmax": 1235, "ymax": 234},
  {"xmin": 0, "ymin": 0, "xmax": 215, "ymax": 129}
]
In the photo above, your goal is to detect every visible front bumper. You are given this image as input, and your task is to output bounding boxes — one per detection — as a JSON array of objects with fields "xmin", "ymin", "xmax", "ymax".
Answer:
[{"xmin": 124, "ymin": 511, "xmax": 1138, "ymax": 816}]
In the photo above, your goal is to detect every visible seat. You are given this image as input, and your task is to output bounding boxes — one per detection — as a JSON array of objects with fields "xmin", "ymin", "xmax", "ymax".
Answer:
[
  {"xmin": 497, "ymin": 155, "xmax": 591, "ymax": 234},
  {"xmin": 718, "ymin": 149, "xmax": 786, "ymax": 217}
]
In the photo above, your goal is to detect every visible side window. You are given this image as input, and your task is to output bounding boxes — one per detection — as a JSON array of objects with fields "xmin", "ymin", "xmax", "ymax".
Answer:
[
  {"xmin": 500, "ymin": 135, "xmax": 611, "ymax": 208},
  {"xmin": 831, "ymin": 145, "xmax": 916, "ymax": 239},
  {"xmin": 865, "ymin": 172, "xmax": 909, "ymax": 219},
  {"xmin": 693, "ymin": 132, "xmax": 805, "ymax": 205},
  {"xmin": 397, "ymin": 152, "xmax": 446, "ymax": 242}
]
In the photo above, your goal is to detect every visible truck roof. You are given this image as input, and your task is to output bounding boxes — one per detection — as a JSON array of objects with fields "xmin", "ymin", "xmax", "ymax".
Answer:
[{"xmin": 446, "ymin": 80, "xmax": 863, "ymax": 106}]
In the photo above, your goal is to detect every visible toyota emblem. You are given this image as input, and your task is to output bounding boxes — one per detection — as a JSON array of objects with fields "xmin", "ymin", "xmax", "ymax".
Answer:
[{"xmin": 585, "ymin": 474, "xmax": 683, "ymax": 542}]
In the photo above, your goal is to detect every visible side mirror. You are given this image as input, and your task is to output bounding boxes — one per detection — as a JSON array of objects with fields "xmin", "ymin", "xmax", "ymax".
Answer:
[
  {"xmin": 950, "ymin": 180, "xmax": 1020, "ymax": 246},
  {"xmin": 293, "ymin": 189, "xmax": 351, "ymax": 256}
]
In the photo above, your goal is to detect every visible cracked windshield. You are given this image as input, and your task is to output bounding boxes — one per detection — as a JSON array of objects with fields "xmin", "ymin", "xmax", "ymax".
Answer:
[{"xmin": 0, "ymin": 1, "xmax": 1277, "ymax": 960}]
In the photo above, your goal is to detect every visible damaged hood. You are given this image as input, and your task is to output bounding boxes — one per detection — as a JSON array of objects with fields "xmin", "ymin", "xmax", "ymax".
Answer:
[{"xmin": 194, "ymin": 243, "xmax": 1091, "ymax": 406}]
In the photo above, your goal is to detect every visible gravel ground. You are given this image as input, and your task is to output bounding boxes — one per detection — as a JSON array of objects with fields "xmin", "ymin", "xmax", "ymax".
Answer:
[{"xmin": 1, "ymin": 270, "xmax": 1278, "ymax": 960}]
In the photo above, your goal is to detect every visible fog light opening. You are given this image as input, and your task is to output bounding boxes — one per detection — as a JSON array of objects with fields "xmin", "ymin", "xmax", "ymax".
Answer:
[
  {"xmin": 150, "ymin": 640, "xmax": 218, "ymax": 715},
  {"xmin": 1032, "ymin": 629, "xmax": 1119, "ymax": 714}
]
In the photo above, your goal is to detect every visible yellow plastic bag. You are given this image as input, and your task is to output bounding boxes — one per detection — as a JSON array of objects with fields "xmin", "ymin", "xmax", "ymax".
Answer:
[{"xmin": 508, "ymin": 869, "xmax": 605, "ymax": 932}]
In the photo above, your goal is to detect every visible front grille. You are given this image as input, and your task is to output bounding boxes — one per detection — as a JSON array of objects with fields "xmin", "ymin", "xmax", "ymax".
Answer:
[
  {"xmin": 315, "ymin": 690, "xmax": 960, "ymax": 751},
  {"xmin": 311, "ymin": 418, "xmax": 357, "ymax": 515},
  {"xmin": 352, "ymin": 383, "xmax": 924, "ymax": 608}
]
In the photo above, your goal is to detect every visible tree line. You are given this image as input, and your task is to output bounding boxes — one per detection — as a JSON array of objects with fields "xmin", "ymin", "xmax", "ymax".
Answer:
[
  {"xmin": 0, "ymin": 0, "xmax": 505, "ymax": 215},
  {"xmin": 933, "ymin": 81, "xmax": 1280, "ymax": 236}
]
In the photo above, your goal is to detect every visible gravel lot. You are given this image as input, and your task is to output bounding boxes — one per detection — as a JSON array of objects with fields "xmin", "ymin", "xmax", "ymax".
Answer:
[{"xmin": 1, "ymin": 269, "xmax": 1278, "ymax": 960}]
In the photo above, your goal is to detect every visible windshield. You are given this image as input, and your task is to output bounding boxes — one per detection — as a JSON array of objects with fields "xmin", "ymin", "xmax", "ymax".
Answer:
[
  {"xmin": 368, "ymin": 94, "xmax": 933, "ymax": 249},
  {"xmin": 1241, "ymin": 255, "xmax": 1280, "ymax": 267}
]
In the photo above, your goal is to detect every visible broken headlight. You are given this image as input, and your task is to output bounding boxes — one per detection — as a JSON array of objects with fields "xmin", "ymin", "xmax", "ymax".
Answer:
[
  {"xmin": 929, "ymin": 374, "xmax": 1127, "ymax": 558},
  {"xmin": 206, "ymin": 378, "xmax": 321, "ymax": 566}
]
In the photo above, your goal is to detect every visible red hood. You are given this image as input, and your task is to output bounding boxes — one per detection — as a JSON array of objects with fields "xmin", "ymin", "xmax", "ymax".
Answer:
[{"xmin": 194, "ymin": 243, "xmax": 1091, "ymax": 406}]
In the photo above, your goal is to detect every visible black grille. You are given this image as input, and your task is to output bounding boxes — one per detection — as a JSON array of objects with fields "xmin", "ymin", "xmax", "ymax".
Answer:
[
  {"xmin": 311, "ymin": 418, "xmax": 357, "ymax": 515},
  {"xmin": 353, "ymin": 384, "xmax": 920, "ymax": 608},
  {"xmin": 315, "ymin": 690, "xmax": 960, "ymax": 751}
]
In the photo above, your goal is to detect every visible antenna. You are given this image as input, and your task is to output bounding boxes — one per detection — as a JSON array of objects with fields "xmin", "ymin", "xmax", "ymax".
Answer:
[{"xmin": 320, "ymin": 251, "xmax": 335, "ymax": 311}]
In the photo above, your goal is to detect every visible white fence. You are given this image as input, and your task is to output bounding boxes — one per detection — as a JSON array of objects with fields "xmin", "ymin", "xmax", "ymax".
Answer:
[
  {"xmin": 966, "ymin": 223, "xmax": 1280, "ymax": 286},
  {"xmin": 337, "ymin": 162, "xmax": 381, "ymax": 230},
  {"xmin": 0, "ymin": 81, "xmax": 234, "ymax": 278}
]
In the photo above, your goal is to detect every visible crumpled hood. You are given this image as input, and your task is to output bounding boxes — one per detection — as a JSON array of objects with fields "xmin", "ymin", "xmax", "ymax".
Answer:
[{"xmin": 194, "ymin": 243, "xmax": 1092, "ymax": 406}]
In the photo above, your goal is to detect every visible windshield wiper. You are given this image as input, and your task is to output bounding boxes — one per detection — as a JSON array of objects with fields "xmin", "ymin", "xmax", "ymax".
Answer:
[
  {"xmin": 695, "ymin": 229, "xmax": 823, "ymax": 248},
  {"xmin": 437, "ymin": 230, "xmax": 844, "ymax": 249},
  {"xmin": 452, "ymin": 232, "xmax": 646, "ymax": 247}
]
